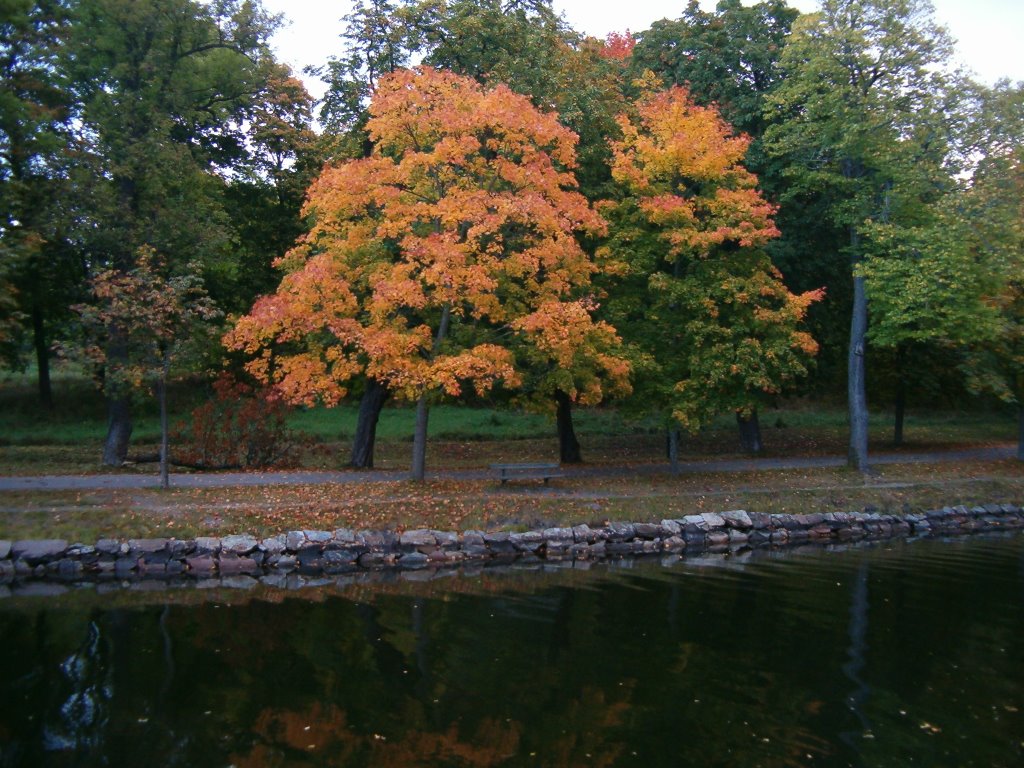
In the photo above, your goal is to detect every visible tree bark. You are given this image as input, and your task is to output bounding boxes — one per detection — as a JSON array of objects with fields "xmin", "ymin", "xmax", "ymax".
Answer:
[
  {"xmin": 736, "ymin": 410, "xmax": 763, "ymax": 454},
  {"xmin": 892, "ymin": 345, "xmax": 907, "ymax": 447},
  {"xmin": 555, "ymin": 390, "xmax": 582, "ymax": 464},
  {"xmin": 411, "ymin": 305, "xmax": 451, "ymax": 481},
  {"xmin": 667, "ymin": 428, "xmax": 680, "ymax": 473},
  {"xmin": 848, "ymin": 256, "xmax": 870, "ymax": 472},
  {"xmin": 411, "ymin": 394, "xmax": 430, "ymax": 481},
  {"xmin": 158, "ymin": 363, "xmax": 169, "ymax": 490},
  {"xmin": 31, "ymin": 303, "xmax": 52, "ymax": 410},
  {"xmin": 103, "ymin": 397, "xmax": 133, "ymax": 466},
  {"xmin": 102, "ymin": 327, "xmax": 133, "ymax": 466},
  {"xmin": 1017, "ymin": 404, "xmax": 1023, "ymax": 462},
  {"xmin": 350, "ymin": 378, "xmax": 389, "ymax": 468}
]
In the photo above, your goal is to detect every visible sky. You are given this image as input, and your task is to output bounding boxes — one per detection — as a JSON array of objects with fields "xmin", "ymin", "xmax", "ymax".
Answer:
[{"xmin": 261, "ymin": 0, "xmax": 1024, "ymax": 100}]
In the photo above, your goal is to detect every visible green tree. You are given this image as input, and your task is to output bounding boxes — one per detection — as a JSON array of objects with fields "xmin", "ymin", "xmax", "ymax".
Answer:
[
  {"xmin": 220, "ymin": 64, "xmax": 322, "ymax": 313},
  {"xmin": 65, "ymin": 0, "xmax": 279, "ymax": 465},
  {"xmin": 952, "ymin": 81, "xmax": 1024, "ymax": 458},
  {"xmin": 762, "ymin": 0, "xmax": 959, "ymax": 470},
  {"xmin": 0, "ymin": 0, "xmax": 78, "ymax": 407},
  {"xmin": 630, "ymin": 0, "xmax": 799, "ymax": 139},
  {"xmin": 317, "ymin": 0, "xmax": 631, "ymax": 465},
  {"xmin": 226, "ymin": 67, "xmax": 616, "ymax": 480},
  {"xmin": 75, "ymin": 248, "xmax": 220, "ymax": 488},
  {"xmin": 601, "ymin": 86, "xmax": 821, "ymax": 457}
]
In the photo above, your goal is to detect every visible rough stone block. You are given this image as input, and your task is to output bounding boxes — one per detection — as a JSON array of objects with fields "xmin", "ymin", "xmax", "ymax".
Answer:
[
  {"xmin": 221, "ymin": 534, "xmax": 258, "ymax": 555},
  {"xmin": 633, "ymin": 523, "xmax": 662, "ymax": 540},
  {"xmin": 167, "ymin": 539, "xmax": 193, "ymax": 558},
  {"xmin": 400, "ymin": 529, "xmax": 436, "ymax": 549},
  {"xmin": 434, "ymin": 530, "xmax": 458, "ymax": 548},
  {"xmin": 700, "ymin": 513, "xmax": 726, "ymax": 530},
  {"xmin": 13, "ymin": 539, "xmax": 68, "ymax": 564},
  {"xmin": 128, "ymin": 538, "xmax": 169, "ymax": 556},
  {"xmin": 95, "ymin": 539, "xmax": 121, "ymax": 556},
  {"xmin": 542, "ymin": 527, "xmax": 573, "ymax": 542},
  {"xmin": 0, "ymin": 540, "xmax": 11, "ymax": 559},
  {"xmin": 607, "ymin": 522, "xmax": 636, "ymax": 541},
  {"xmin": 660, "ymin": 520, "xmax": 682, "ymax": 536},
  {"xmin": 193, "ymin": 537, "xmax": 221, "ymax": 555},
  {"xmin": 720, "ymin": 510, "xmax": 752, "ymax": 529}
]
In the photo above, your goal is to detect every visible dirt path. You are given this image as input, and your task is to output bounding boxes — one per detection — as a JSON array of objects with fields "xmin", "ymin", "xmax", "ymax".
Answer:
[{"xmin": 0, "ymin": 445, "xmax": 1016, "ymax": 492}]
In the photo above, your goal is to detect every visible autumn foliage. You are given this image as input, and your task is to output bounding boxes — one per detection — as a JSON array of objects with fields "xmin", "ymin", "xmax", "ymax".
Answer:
[
  {"xmin": 173, "ymin": 374, "xmax": 305, "ymax": 469},
  {"xmin": 226, "ymin": 66, "xmax": 625, "ymax": 410},
  {"xmin": 602, "ymin": 86, "xmax": 821, "ymax": 431}
]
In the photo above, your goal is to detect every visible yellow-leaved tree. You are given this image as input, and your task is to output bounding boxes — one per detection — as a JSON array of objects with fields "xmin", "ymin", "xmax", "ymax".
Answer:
[
  {"xmin": 601, "ymin": 85, "xmax": 822, "ymax": 457},
  {"xmin": 227, "ymin": 66, "xmax": 627, "ymax": 479}
]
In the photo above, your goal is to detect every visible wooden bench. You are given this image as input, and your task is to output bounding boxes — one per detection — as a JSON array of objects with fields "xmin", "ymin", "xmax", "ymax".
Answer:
[{"xmin": 491, "ymin": 462, "xmax": 563, "ymax": 485}]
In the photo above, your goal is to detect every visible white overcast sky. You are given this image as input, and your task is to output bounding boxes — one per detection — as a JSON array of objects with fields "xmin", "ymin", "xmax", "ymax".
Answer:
[{"xmin": 261, "ymin": 0, "xmax": 1024, "ymax": 100}]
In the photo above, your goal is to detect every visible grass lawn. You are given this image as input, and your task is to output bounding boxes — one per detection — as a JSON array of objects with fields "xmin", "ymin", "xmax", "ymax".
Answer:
[
  {"xmin": 0, "ymin": 372, "xmax": 1020, "ymax": 543},
  {"xmin": 1, "ymin": 460, "xmax": 1020, "ymax": 543}
]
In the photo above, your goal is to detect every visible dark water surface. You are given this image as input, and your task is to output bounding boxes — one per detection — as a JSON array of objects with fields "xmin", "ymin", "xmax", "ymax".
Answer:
[{"xmin": 1, "ymin": 534, "xmax": 1022, "ymax": 767}]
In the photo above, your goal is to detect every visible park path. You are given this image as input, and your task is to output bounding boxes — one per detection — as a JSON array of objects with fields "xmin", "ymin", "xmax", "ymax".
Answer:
[{"xmin": 0, "ymin": 445, "xmax": 1015, "ymax": 492}]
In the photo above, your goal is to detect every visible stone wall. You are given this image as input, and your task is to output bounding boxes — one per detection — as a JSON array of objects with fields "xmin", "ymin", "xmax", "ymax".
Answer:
[{"xmin": 1, "ymin": 503, "xmax": 1021, "ymax": 589}]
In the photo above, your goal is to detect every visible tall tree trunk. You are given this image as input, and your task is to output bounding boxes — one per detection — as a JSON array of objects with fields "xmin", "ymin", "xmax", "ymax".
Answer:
[
  {"xmin": 31, "ymin": 303, "xmax": 52, "ymax": 410},
  {"xmin": 158, "ymin": 361, "xmax": 169, "ymax": 490},
  {"xmin": 411, "ymin": 394, "xmax": 430, "ymax": 481},
  {"xmin": 667, "ymin": 427, "xmax": 680, "ymax": 473},
  {"xmin": 1017, "ymin": 403, "xmax": 1023, "ymax": 462},
  {"xmin": 102, "ymin": 328, "xmax": 132, "ymax": 466},
  {"xmin": 736, "ymin": 409, "xmax": 763, "ymax": 454},
  {"xmin": 848, "ymin": 241, "xmax": 869, "ymax": 471},
  {"xmin": 103, "ymin": 397, "xmax": 133, "ymax": 466},
  {"xmin": 893, "ymin": 346, "xmax": 907, "ymax": 447},
  {"xmin": 350, "ymin": 378, "xmax": 389, "ymax": 468},
  {"xmin": 555, "ymin": 390, "xmax": 582, "ymax": 464},
  {"xmin": 411, "ymin": 305, "xmax": 451, "ymax": 481}
]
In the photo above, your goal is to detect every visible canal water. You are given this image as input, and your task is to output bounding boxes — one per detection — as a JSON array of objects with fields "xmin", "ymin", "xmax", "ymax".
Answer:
[{"xmin": 1, "ymin": 533, "xmax": 1022, "ymax": 767}]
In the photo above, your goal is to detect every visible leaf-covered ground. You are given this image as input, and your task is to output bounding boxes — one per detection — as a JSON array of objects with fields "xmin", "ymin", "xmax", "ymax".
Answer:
[{"xmin": 1, "ymin": 459, "xmax": 1019, "ymax": 543}]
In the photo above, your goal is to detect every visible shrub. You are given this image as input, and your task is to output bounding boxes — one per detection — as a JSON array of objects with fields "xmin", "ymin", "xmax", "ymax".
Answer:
[{"xmin": 173, "ymin": 374, "xmax": 305, "ymax": 469}]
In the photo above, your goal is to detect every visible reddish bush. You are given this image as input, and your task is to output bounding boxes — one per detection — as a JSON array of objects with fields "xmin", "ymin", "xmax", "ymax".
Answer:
[{"xmin": 174, "ymin": 374, "xmax": 305, "ymax": 469}]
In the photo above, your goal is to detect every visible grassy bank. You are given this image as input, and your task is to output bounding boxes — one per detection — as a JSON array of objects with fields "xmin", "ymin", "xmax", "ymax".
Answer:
[
  {"xmin": 1, "ymin": 372, "xmax": 1020, "ymax": 544},
  {"xmin": 1, "ymin": 371, "xmax": 1017, "ymax": 474},
  {"xmin": 1, "ymin": 459, "xmax": 1020, "ymax": 543}
]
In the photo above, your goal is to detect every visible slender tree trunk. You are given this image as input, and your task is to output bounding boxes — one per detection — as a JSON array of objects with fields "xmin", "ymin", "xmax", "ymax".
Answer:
[
  {"xmin": 102, "ymin": 329, "xmax": 132, "ymax": 466},
  {"xmin": 893, "ymin": 375, "xmax": 906, "ymax": 448},
  {"xmin": 667, "ymin": 427, "xmax": 680, "ymax": 474},
  {"xmin": 31, "ymin": 303, "xmax": 52, "ymax": 410},
  {"xmin": 736, "ymin": 409, "xmax": 763, "ymax": 454},
  {"xmin": 555, "ymin": 390, "xmax": 582, "ymax": 464},
  {"xmin": 412, "ymin": 394, "xmax": 430, "ymax": 481},
  {"xmin": 350, "ymin": 378, "xmax": 389, "ymax": 468},
  {"xmin": 848, "ymin": 242, "xmax": 870, "ymax": 472},
  {"xmin": 411, "ymin": 305, "xmax": 451, "ymax": 481},
  {"xmin": 1017, "ymin": 404, "xmax": 1023, "ymax": 462},
  {"xmin": 103, "ymin": 397, "xmax": 133, "ymax": 466},
  {"xmin": 158, "ymin": 360, "xmax": 169, "ymax": 490}
]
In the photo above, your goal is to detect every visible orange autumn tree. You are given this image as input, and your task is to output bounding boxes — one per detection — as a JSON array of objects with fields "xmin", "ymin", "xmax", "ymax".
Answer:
[
  {"xmin": 227, "ymin": 66, "xmax": 621, "ymax": 479},
  {"xmin": 601, "ymin": 85, "xmax": 822, "ymax": 454}
]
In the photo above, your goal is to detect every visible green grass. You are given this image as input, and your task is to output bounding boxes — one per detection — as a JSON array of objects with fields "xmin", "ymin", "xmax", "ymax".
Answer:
[{"xmin": 0, "ymin": 371, "xmax": 1017, "ymax": 475}]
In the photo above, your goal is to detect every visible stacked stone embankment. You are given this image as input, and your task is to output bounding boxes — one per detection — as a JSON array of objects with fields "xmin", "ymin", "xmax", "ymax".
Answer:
[{"xmin": 1, "ymin": 503, "xmax": 1021, "ymax": 587}]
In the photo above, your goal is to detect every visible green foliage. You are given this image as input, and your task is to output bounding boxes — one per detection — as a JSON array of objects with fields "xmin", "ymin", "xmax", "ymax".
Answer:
[
  {"xmin": 601, "ymin": 86, "xmax": 821, "ymax": 432},
  {"xmin": 631, "ymin": 0, "xmax": 798, "ymax": 138}
]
